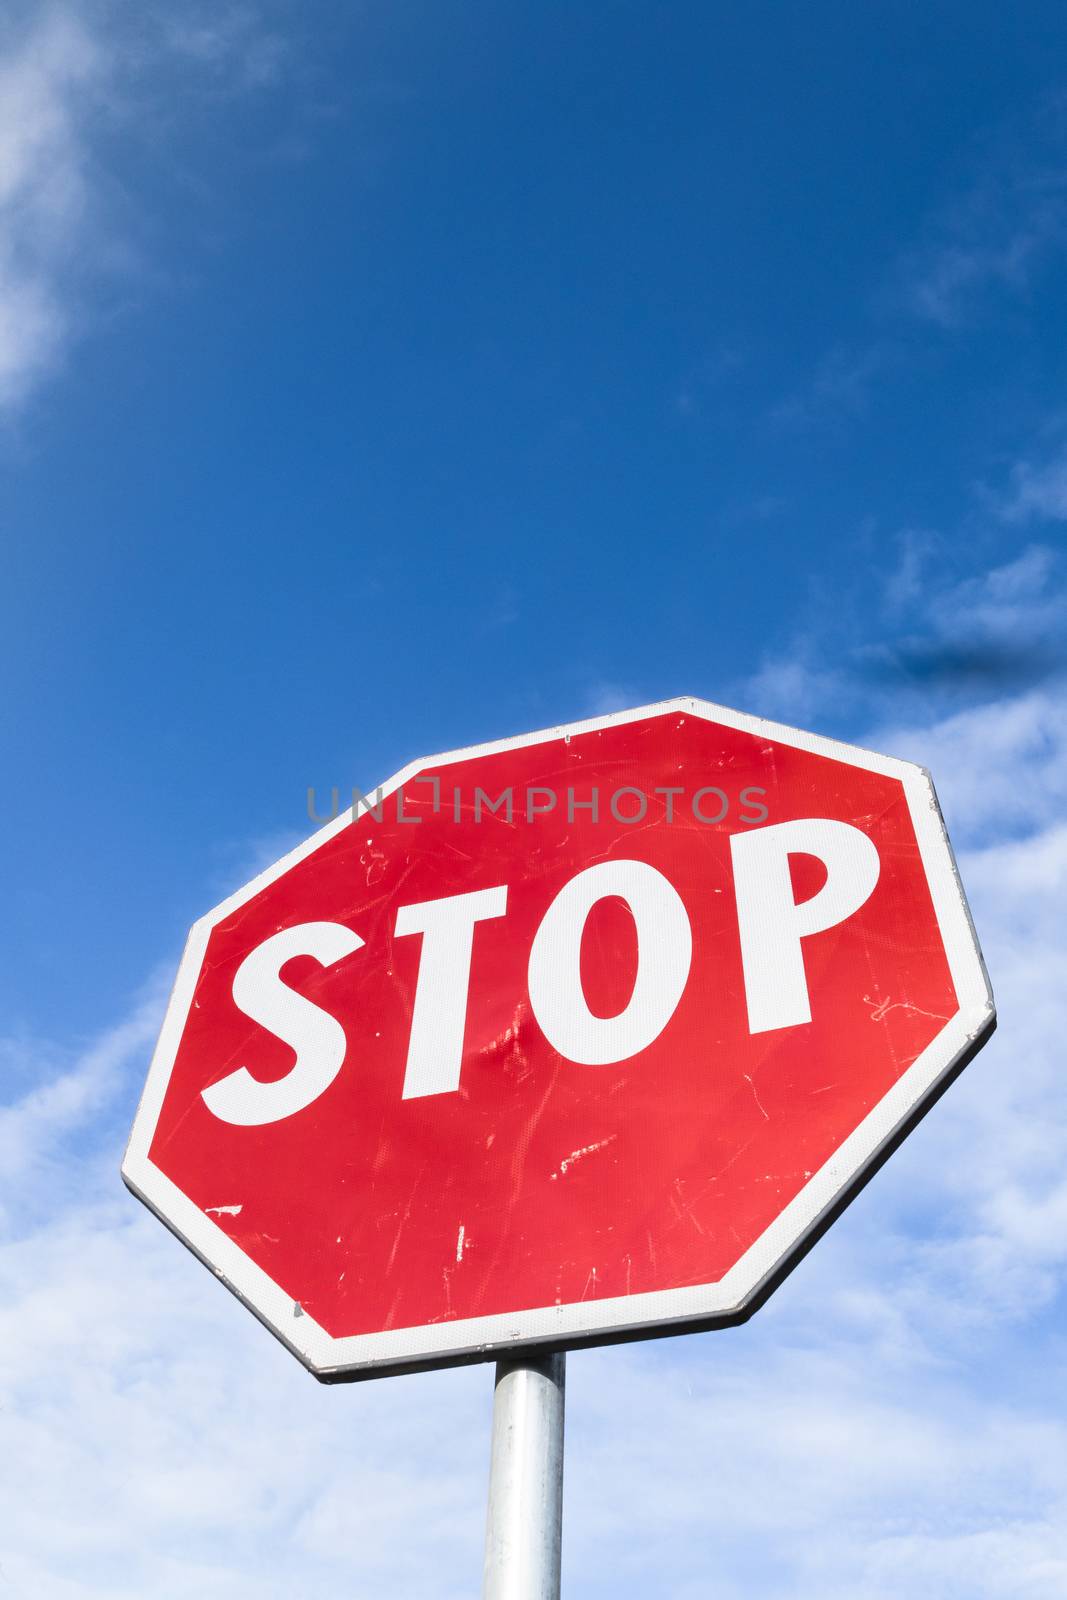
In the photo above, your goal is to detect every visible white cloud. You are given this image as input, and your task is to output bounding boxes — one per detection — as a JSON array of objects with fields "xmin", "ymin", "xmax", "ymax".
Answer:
[
  {"xmin": 0, "ymin": 9, "xmax": 103, "ymax": 406},
  {"xmin": 163, "ymin": 9, "xmax": 286, "ymax": 90},
  {"xmin": 904, "ymin": 226, "xmax": 1051, "ymax": 330},
  {"xmin": 897, "ymin": 116, "xmax": 1067, "ymax": 330},
  {"xmin": 881, "ymin": 526, "xmax": 941, "ymax": 610},
  {"xmin": 583, "ymin": 680, "xmax": 640, "ymax": 716},
  {"xmin": 0, "ymin": 988, "xmax": 160, "ymax": 1221},
  {"xmin": 565, "ymin": 1340, "xmax": 1067, "ymax": 1598},
  {"xmin": 932, "ymin": 541, "xmax": 1058, "ymax": 623},
  {"xmin": 876, "ymin": 688, "xmax": 1067, "ymax": 840},
  {"xmin": 0, "ymin": 1003, "xmax": 489, "ymax": 1598},
  {"xmin": 0, "ymin": 3, "xmax": 288, "ymax": 416},
  {"xmin": 780, "ymin": 113, "xmax": 1067, "ymax": 427},
  {"xmin": 1000, "ymin": 447, "xmax": 1067, "ymax": 524},
  {"xmin": 771, "ymin": 344, "xmax": 889, "ymax": 428},
  {"xmin": 743, "ymin": 532, "xmax": 1065, "ymax": 734},
  {"xmin": 743, "ymin": 650, "xmax": 843, "ymax": 724}
]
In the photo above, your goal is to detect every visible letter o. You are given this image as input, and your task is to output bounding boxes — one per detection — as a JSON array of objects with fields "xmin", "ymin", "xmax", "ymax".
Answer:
[
  {"xmin": 527, "ymin": 860, "xmax": 692, "ymax": 1065},
  {"xmin": 610, "ymin": 786, "xmax": 648, "ymax": 824},
  {"xmin": 692, "ymin": 786, "xmax": 729, "ymax": 824}
]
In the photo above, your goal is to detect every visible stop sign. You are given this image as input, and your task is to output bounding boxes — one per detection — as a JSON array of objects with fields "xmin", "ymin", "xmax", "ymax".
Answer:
[{"xmin": 123, "ymin": 697, "xmax": 994, "ymax": 1380}]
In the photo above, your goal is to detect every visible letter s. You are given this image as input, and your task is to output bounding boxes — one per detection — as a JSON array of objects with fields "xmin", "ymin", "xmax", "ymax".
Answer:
[{"xmin": 201, "ymin": 921, "xmax": 362, "ymax": 1126}]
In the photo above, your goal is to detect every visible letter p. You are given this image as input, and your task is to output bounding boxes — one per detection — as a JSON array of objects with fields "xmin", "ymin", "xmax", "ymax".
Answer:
[{"xmin": 730, "ymin": 818, "xmax": 880, "ymax": 1034}]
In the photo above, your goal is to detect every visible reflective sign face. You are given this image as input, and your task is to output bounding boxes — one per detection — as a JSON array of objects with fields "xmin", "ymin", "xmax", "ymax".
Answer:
[{"xmin": 123, "ymin": 698, "xmax": 994, "ymax": 1379}]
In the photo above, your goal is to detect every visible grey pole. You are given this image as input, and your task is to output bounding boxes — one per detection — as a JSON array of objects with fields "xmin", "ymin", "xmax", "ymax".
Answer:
[{"xmin": 482, "ymin": 1351, "xmax": 566, "ymax": 1600}]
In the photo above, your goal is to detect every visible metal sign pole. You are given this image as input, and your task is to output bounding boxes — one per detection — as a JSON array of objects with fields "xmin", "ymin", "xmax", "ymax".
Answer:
[{"xmin": 482, "ymin": 1351, "xmax": 566, "ymax": 1600}]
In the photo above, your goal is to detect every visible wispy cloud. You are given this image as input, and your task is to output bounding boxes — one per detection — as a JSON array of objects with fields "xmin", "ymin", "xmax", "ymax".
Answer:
[
  {"xmin": 778, "ymin": 102, "xmax": 1067, "ymax": 425},
  {"xmin": 480, "ymin": 583, "xmax": 520, "ymax": 632},
  {"xmin": 883, "ymin": 688, "xmax": 1067, "ymax": 843},
  {"xmin": 771, "ymin": 344, "xmax": 890, "ymax": 429},
  {"xmin": 900, "ymin": 203, "xmax": 1062, "ymax": 331},
  {"xmin": 582, "ymin": 680, "xmax": 641, "ymax": 716},
  {"xmin": 0, "ymin": 3, "xmax": 289, "ymax": 417},
  {"xmin": 863, "ymin": 542, "xmax": 1066, "ymax": 702},
  {"xmin": 743, "ymin": 531, "xmax": 1066, "ymax": 732},
  {"xmin": 999, "ymin": 443, "xmax": 1067, "ymax": 523},
  {"xmin": 0, "ymin": 9, "xmax": 104, "ymax": 407},
  {"xmin": 0, "ymin": 988, "xmax": 160, "ymax": 1212},
  {"xmin": 899, "ymin": 125, "xmax": 1067, "ymax": 329},
  {"xmin": 162, "ymin": 8, "xmax": 286, "ymax": 91}
]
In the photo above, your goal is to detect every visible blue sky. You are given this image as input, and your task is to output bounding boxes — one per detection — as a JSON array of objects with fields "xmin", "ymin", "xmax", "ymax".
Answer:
[{"xmin": 2, "ymin": 3, "xmax": 1067, "ymax": 1595}]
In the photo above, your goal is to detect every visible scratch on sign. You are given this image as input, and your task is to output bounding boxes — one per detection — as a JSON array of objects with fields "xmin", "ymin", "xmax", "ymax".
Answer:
[
  {"xmin": 863, "ymin": 994, "xmax": 950, "ymax": 1024},
  {"xmin": 550, "ymin": 1135, "xmax": 618, "ymax": 1179},
  {"xmin": 742, "ymin": 1073, "xmax": 769, "ymax": 1120}
]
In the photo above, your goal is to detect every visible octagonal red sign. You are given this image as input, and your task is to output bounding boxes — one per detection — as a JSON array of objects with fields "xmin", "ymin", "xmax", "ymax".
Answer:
[{"xmin": 123, "ymin": 697, "xmax": 994, "ymax": 1379}]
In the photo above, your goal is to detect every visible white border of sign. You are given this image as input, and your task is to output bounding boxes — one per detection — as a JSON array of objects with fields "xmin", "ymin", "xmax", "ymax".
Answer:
[{"xmin": 122, "ymin": 696, "xmax": 995, "ymax": 1381}]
